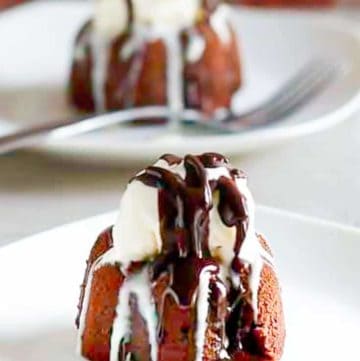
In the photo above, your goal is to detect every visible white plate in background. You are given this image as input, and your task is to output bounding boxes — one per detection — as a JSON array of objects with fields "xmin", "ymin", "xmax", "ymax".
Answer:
[
  {"xmin": 0, "ymin": 2, "xmax": 359, "ymax": 164},
  {"xmin": 0, "ymin": 206, "xmax": 359, "ymax": 360}
]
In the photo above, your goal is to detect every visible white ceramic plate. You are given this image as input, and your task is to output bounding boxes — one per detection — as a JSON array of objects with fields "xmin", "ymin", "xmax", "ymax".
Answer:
[
  {"xmin": 0, "ymin": 2, "xmax": 360, "ymax": 164},
  {"xmin": 0, "ymin": 206, "xmax": 359, "ymax": 360}
]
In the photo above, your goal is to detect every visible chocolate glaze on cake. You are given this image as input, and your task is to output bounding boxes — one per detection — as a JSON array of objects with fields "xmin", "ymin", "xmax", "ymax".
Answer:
[{"xmin": 76, "ymin": 153, "xmax": 285, "ymax": 361}]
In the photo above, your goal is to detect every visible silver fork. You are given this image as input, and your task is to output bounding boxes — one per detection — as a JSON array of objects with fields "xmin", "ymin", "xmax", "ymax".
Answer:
[
  {"xmin": 0, "ymin": 59, "xmax": 339, "ymax": 154},
  {"xmin": 183, "ymin": 59, "xmax": 340, "ymax": 132}
]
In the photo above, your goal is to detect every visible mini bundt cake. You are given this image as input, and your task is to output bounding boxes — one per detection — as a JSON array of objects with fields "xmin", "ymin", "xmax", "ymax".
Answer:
[
  {"xmin": 76, "ymin": 153, "xmax": 285, "ymax": 361},
  {"xmin": 69, "ymin": 0, "xmax": 241, "ymax": 116}
]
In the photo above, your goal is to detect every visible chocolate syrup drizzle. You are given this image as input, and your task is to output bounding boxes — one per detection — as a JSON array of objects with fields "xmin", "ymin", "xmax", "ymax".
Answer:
[
  {"xmin": 133, "ymin": 153, "xmax": 262, "ymax": 357},
  {"xmin": 136, "ymin": 153, "xmax": 247, "ymax": 268}
]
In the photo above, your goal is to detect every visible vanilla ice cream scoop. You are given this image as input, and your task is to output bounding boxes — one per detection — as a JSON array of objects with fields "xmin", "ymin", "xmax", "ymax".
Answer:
[
  {"xmin": 94, "ymin": 0, "xmax": 129, "ymax": 37},
  {"xmin": 112, "ymin": 154, "xmax": 258, "ymax": 269},
  {"xmin": 94, "ymin": 0, "xmax": 202, "ymax": 37},
  {"xmin": 132, "ymin": 0, "xmax": 201, "ymax": 30}
]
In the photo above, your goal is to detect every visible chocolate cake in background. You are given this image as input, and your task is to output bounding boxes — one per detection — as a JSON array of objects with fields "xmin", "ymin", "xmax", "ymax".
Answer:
[{"xmin": 69, "ymin": 0, "xmax": 242, "ymax": 116}]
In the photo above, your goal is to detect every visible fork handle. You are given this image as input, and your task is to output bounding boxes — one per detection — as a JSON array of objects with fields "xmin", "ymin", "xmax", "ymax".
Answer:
[
  {"xmin": 0, "ymin": 106, "xmax": 172, "ymax": 155},
  {"xmin": 0, "ymin": 116, "xmax": 88, "ymax": 154}
]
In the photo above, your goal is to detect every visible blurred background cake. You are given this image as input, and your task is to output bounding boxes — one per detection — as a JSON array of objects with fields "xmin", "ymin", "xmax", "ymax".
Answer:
[
  {"xmin": 77, "ymin": 153, "xmax": 285, "ymax": 361},
  {"xmin": 69, "ymin": 0, "xmax": 242, "ymax": 116}
]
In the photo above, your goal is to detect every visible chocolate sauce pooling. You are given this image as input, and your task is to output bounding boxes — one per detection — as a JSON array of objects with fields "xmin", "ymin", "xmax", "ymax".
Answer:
[{"xmin": 133, "ymin": 153, "xmax": 264, "ymax": 357}]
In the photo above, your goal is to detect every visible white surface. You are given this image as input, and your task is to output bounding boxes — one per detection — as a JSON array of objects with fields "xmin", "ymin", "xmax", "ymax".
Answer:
[
  {"xmin": 0, "ymin": 2, "xmax": 360, "ymax": 163},
  {"xmin": 0, "ymin": 207, "xmax": 359, "ymax": 360}
]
